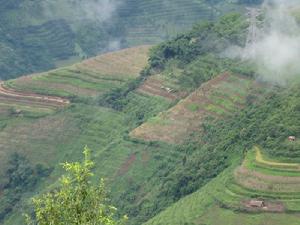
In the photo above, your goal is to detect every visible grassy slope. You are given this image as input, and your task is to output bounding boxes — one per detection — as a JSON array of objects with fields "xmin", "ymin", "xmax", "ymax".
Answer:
[
  {"xmin": 0, "ymin": 47, "xmax": 257, "ymax": 225},
  {"xmin": 3, "ymin": 8, "xmax": 300, "ymax": 225},
  {"xmin": 1, "ymin": 12, "xmax": 260, "ymax": 225},
  {"xmin": 0, "ymin": 47, "xmax": 176, "ymax": 225},
  {"xmin": 131, "ymin": 73, "xmax": 261, "ymax": 144},
  {"xmin": 145, "ymin": 147, "xmax": 300, "ymax": 225},
  {"xmin": 144, "ymin": 82, "xmax": 300, "ymax": 224},
  {"xmin": 1, "ymin": 90, "xmax": 173, "ymax": 225},
  {"xmin": 144, "ymin": 166, "xmax": 300, "ymax": 225},
  {"xmin": 4, "ymin": 46, "xmax": 150, "ymax": 98}
]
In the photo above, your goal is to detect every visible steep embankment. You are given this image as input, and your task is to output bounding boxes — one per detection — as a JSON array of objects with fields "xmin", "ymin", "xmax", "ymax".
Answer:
[
  {"xmin": 0, "ymin": 52, "xmax": 259, "ymax": 225},
  {"xmin": 4, "ymin": 10, "xmax": 298, "ymax": 225}
]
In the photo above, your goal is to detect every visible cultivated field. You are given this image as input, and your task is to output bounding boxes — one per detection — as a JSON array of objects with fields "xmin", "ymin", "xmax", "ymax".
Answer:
[
  {"xmin": 0, "ymin": 80, "xmax": 69, "ymax": 118},
  {"xmin": 145, "ymin": 148, "xmax": 300, "ymax": 225},
  {"xmin": 137, "ymin": 74, "xmax": 187, "ymax": 101},
  {"xmin": 5, "ymin": 46, "xmax": 151, "ymax": 98},
  {"xmin": 131, "ymin": 73, "xmax": 262, "ymax": 143},
  {"xmin": 214, "ymin": 146, "xmax": 300, "ymax": 213}
]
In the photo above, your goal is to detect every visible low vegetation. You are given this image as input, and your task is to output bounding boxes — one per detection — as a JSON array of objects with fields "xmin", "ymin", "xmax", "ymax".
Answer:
[
  {"xmin": 131, "ymin": 73, "xmax": 262, "ymax": 143},
  {"xmin": 25, "ymin": 147, "xmax": 127, "ymax": 225},
  {"xmin": 2, "ymin": 7, "xmax": 300, "ymax": 225},
  {"xmin": 5, "ymin": 46, "xmax": 150, "ymax": 99}
]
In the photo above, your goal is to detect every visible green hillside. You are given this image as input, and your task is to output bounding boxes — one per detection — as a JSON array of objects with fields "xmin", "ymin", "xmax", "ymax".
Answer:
[
  {"xmin": 145, "ymin": 146, "xmax": 300, "ymax": 225},
  {"xmin": 1, "ymin": 3, "xmax": 300, "ymax": 225},
  {"xmin": 144, "ymin": 81, "xmax": 300, "ymax": 224},
  {"xmin": 0, "ymin": 12, "xmax": 255, "ymax": 225},
  {"xmin": 0, "ymin": 47, "xmax": 173, "ymax": 225},
  {"xmin": 0, "ymin": 0, "xmax": 252, "ymax": 80}
]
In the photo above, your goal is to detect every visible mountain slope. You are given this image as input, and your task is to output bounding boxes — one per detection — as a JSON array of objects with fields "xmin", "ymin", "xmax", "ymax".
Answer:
[
  {"xmin": 0, "ymin": 12, "xmax": 256, "ymax": 225},
  {"xmin": 4, "ymin": 46, "xmax": 150, "ymax": 98},
  {"xmin": 144, "ymin": 82, "xmax": 300, "ymax": 224},
  {"xmin": 0, "ymin": 46, "xmax": 174, "ymax": 225},
  {"xmin": 3, "ymin": 8, "xmax": 300, "ymax": 225},
  {"xmin": 0, "ymin": 0, "xmax": 252, "ymax": 80}
]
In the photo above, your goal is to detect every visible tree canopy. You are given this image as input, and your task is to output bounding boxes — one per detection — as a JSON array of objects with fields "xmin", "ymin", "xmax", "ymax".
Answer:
[{"xmin": 25, "ymin": 147, "xmax": 127, "ymax": 225}]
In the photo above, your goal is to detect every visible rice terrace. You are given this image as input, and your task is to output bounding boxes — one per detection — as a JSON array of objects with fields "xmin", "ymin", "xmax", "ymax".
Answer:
[
  {"xmin": 4, "ymin": 46, "xmax": 151, "ymax": 98},
  {"xmin": 1, "ymin": 1, "xmax": 300, "ymax": 225},
  {"xmin": 131, "ymin": 73, "xmax": 266, "ymax": 144}
]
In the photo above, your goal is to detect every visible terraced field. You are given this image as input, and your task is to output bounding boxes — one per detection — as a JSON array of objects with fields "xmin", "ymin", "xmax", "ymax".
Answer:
[
  {"xmin": 119, "ymin": 0, "xmax": 243, "ymax": 45},
  {"xmin": 0, "ymin": 80, "xmax": 69, "ymax": 117},
  {"xmin": 137, "ymin": 74, "xmax": 187, "ymax": 101},
  {"xmin": 0, "ymin": 44, "xmax": 178, "ymax": 225},
  {"xmin": 5, "ymin": 46, "xmax": 151, "ymax": 98},
  {"xmin": 215, "ymin": 146, "xmax": 300, "ymax": 213},
  {"xmin": 145, "ymin": 148, "xmax": 300, "ymax": 225},
  {"xmin": 131, "ymin": 73, "xmax": 262, "ymax": 144}
]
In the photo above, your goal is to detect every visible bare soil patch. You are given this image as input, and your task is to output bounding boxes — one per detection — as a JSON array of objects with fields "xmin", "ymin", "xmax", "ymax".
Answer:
[
  {"xmin": 0, "ymin": 81, "xmax": 69, "ymax": 107},
  {"xmin": 242, "ymin": 199, "xmax": 285, "ymax": 212},
  {"xmin": 117, "ymin": 154, "xmax": 137, "ymax": 176},
  {"xmin": 137, "ymin": 75, "xmax": 187, "ymax": 101}
]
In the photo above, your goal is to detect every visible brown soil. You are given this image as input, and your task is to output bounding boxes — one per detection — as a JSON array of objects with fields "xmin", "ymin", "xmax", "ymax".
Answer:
[
  {"xmin": 131, "ymin": 73, "xmax": 264, "ymax": 144},
  {"xmin": 117, "ymin": 154, "xmax": 137, "ymax": 176},
  {"xmin": 0, "ymin": 82, "xmax": 69, "ymax": 107},
  {"xmin": 76, "ymin": 46, "xmax": 151, "ymax": 78},
  {"xmin": 242, "ymin": 199, "xmax": 285, "ymax": 212},
  {"xmin": 137, "ymin": 76, "xmax": 187, "ymax": 101},
  {"xmin": 235, "ymin": 165, "xmax": 300, "ymax": 193}
]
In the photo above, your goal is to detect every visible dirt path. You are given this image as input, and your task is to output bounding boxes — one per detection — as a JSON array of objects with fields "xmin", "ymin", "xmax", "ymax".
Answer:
[{"xmin": 0, "ymin": 82, "xmax": 70, "ymax": 106}]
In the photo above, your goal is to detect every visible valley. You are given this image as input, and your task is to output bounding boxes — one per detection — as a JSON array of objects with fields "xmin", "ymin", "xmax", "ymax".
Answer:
[{"xmin": 1, "ymin": 1, "xmax": 300, "ymax": 225}]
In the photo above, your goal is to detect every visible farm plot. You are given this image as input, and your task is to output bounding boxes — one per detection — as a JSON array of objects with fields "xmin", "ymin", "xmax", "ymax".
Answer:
[
  {"xmin": 6, "ymin": 46, "xmax": 151, "ymax": 98},
  {"xmin": 131, "ymin": 73, "xmax": 261, "ymax": 144},
  {"xmin": 137, "ymin": 74, "xmax": 187, "ymax": 101},
  {"xmin": 0, "ymin": 81, "xmax": 69, "ymax": 115},
  {"xmin": 215, "ymin": 146, "xmax": 300, "ymax": 213}
]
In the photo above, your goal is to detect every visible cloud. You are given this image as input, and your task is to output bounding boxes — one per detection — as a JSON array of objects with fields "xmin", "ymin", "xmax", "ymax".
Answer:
[
  {"xmin": 42, "ymin": 0, "xmax": 121, "ymax": 23},
  {"xmin": 78, "ymin": 0, "xmax": 120, "ymax": 22},
  {"xmin": 227, "ymin": 0, "xmax": 300, "ymax": 85}
]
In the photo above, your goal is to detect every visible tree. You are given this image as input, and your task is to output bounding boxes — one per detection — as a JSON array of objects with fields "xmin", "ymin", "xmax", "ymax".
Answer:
[{"xmin": 25, "ymin": 147, "xmax": 127, "ymax": 225}]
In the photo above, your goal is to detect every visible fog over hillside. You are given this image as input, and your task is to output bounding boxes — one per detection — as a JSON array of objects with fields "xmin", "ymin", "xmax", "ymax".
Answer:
[
  {"xmin": 228, "ymin": 0, "xmax": 300, "ymax": 84},
  {"xmin": 41, "ymin": 0, "xmax": 121, "ymax": 23},
  {"xmin": 1, "ymin": 0, "xmax": 248, "ymax": 80}
]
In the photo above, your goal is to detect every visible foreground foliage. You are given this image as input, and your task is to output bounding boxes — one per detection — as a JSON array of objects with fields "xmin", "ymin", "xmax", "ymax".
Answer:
[{"xmin": 25, "ymin": 147, "xmax": 127, "ymax": 225}]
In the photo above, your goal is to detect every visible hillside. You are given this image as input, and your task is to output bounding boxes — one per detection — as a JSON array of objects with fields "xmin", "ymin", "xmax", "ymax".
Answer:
[
  {"xmin": 0, "ymin": 0, "xmax": 251, "ymax": 80},
  {"xmin": 2, "ymin": 3, "xmax": 300, "ymax": 225},
  {"xmin": 4, "ymin": 46, "xmax": 150, "ymax": 98},
  {"xmin": 131, "ymin": 73, "xmax": 263, "ymax": 144},
  {"xmin": 0, "ymin": 46, "xmax": 173, "ymax": 224},
  {"xmin": 145, "ymin": 146, "xmax": 300, "ymax": 225},
  {"xmin": 0, "ymin": 12, "xmax": 255, "ymax": 225}
]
